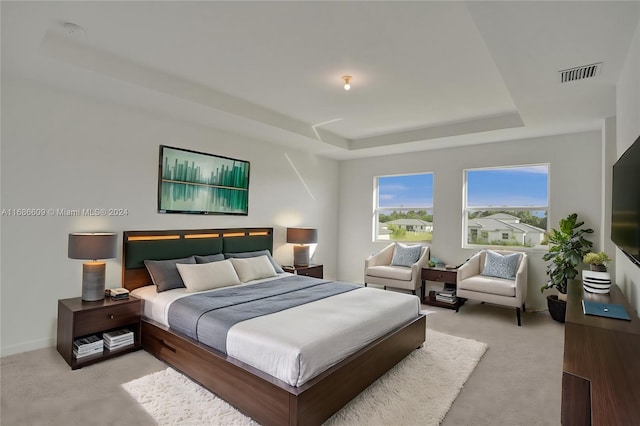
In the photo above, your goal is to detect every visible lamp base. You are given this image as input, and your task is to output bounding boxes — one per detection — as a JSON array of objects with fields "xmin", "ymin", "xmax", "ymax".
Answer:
[
  {"xmin": 82, "ymin": 262, "xmax": 106, "ymax": 301},
  {"xmin": 293, "ymin": 245, "xmax": 310, "ymax": 267}
]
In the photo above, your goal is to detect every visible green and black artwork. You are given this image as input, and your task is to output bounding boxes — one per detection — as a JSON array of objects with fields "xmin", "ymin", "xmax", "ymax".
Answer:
[{"xmin": 158, "ymin": 145, "xmax": 250, "ymax": 215}]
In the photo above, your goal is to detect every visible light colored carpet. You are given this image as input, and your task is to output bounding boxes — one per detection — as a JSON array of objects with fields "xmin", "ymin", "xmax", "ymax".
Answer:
[{"xmin": 122, "ymin": 330, "xmax": 487, "ymax": 426}]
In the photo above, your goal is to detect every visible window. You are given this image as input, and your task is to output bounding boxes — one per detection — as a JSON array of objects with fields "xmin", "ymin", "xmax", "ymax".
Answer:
[
  {"xmin": 374, "ymin": 173, "xmax": 433, "ymax": 242},
  {"xmin": 464, "ymin": 164, "xmax": 549, "ymax": 250}
]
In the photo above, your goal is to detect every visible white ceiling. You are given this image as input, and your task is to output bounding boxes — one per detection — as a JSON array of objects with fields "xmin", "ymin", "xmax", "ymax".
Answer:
[{"xmin": 2, "ymin": 1, "xmax": 639, "ymax": 160}]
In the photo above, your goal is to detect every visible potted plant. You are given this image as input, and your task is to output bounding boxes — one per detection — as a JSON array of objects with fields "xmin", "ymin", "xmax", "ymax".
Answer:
[
  {"xmin": 583, "ymin": 251, "xmax": 611, "ymax": 272},
  {"xmin": 541, "ymin": 213, "xmax": 594, "ymax": 322}
]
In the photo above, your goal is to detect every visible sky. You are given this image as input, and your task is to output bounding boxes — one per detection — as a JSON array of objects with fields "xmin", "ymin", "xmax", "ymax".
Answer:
[
  {"xmin": 378, "ymin": 173, "xmax": 434, "ymax": 208},
  {"xmin": 466, "ymin": 165, "xmax": 548, "ymax": 207},
  {"xmin": 378, "ymin": 165, "xmax": 548, "ymax": 209}
]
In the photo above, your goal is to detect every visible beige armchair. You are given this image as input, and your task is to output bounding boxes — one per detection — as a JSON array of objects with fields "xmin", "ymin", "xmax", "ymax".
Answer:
[
  {"xmin": 456, "ymin": 250, "xmax": 528, "ymax": 326},
  {"xmin": 364, "ymin": 243, "xmax": 430, "ymax": 298}
]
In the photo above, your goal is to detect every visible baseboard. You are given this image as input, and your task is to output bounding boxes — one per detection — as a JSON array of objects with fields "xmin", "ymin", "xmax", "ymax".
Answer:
[{"xmin": 1, "ymin": 337, "xmax": 55, "ymax": 357}]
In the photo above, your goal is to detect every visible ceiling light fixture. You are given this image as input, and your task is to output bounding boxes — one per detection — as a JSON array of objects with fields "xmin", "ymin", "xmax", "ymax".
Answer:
[{"xmin": 342, "ymin": 75, "xmax": 352, "ymax": 91}]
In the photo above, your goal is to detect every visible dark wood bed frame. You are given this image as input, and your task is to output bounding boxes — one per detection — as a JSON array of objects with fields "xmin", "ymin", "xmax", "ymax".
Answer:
[{"xmin": 122, "ymin": 227, "xmax": 426, "ymax": 426}]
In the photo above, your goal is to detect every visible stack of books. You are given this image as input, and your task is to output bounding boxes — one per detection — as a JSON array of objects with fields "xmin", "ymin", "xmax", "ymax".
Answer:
[
  {"xmin": 435, "ymin": 288, "xmax": 457, "ymax": 305},
  {"xmin": 73, "ymin": 335, "xmax": 103, "ymax": 359},
  {"xmin": 105, "ymin": 288, "xmax": 130, "ymax": 300},
  {"xmin": 582, "ymin": 270, "xmax": 612, "ymax": 294},
  {"xmin": 103, "ymin": 329, "xmax": 134, "ymax": 351}
]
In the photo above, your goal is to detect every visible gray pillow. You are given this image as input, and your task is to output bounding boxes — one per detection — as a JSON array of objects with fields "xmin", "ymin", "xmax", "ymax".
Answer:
[
  {"xmin": 481, "ymin": 250, "xmax": 520, "ymax": 279},
  {"xmin": 223, "ymin": 249, "xmax": 284, "ymax": 273},
  {"xmin": 144, "ymin": 256, "xmax": 196, "ymax": 292},
  {"xmin": 194, "ymin": 253, "xmax": 225, "ymax": 264},
  {"xmin": 391, "ymin": 243, "xmax": 422, "ymax": 267}
]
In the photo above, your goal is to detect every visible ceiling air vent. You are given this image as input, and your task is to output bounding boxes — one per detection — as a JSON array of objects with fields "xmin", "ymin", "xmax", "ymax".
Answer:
[{"xmin": 559, "ymin": 63, "xmax": 602, "ymax": 83}]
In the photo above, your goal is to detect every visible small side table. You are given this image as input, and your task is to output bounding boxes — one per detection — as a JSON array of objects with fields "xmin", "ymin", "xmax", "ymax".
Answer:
[
  {"xmin": 421, "ymin": 267, "xmax": 464, "ymax": 310},
  {"xmin": 282, "ymin": 264, "xmax": 324, "ymax": 279},
  {"xmin": 56, "ymin": 296, "xmax": 141, "ymax": 369}
]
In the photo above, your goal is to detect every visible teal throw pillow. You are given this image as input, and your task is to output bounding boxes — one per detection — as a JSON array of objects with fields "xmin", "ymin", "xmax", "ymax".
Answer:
[
  {"xmin": 481, "ymin": 250, "xmax": 520, "ymax": 279},
  {"xmin": 391, "ymin": 243, "xmax": 422, "ymax": 267}
]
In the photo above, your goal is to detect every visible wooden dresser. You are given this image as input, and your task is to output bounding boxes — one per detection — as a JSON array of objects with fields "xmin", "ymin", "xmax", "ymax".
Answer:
[{"xmin": 562, "ymin": 280, "xmax": 640, "ymax": 425}]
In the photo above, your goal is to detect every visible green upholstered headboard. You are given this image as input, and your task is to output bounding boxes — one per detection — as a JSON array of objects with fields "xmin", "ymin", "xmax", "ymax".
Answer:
[{"xmin": 122, "ymin": 227, "xmax": 273, "ymax": 291}]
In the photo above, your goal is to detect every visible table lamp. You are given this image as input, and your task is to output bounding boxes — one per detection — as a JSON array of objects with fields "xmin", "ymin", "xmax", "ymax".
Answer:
[
  {"xmin": 68, "ymin": 232, "xmax": 118, "ymax": 301},
  {"xmin": 286, "ymin": 227, "xmax": 318, "ymax": 267}
]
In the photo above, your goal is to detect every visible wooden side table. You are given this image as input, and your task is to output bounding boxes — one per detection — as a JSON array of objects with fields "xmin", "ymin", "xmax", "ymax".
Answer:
[
  {"xmin": 421, "ymin": 267, "xmax": 464, "ymax": 310},
  {"xmin": 56, "ymin": 296, "xmax": 141, "ymax": 369},
  {"xmin": 282, "ymin": 264, "xmax": 324, "ymax": 279}
]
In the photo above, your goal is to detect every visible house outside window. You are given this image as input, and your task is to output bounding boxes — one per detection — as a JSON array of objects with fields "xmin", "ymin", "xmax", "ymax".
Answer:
[
  {"xmin": 464, "ymin": 164, "xmax": 549, "ymax": 250},
  {"xmin": 374, "ymin": 173, "xmax": 433, "ymax": 242}
]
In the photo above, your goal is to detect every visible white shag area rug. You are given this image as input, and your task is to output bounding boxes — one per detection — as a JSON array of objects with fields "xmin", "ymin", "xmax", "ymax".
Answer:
[{"xmin": 122, "ymin": 330, "xmax": 487, "ymax": 426}]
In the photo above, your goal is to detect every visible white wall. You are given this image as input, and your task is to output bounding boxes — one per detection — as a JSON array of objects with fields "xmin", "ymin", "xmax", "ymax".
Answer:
[
  {"xmin": 615, "ymin": 17, "xmax": 640, "ymax": 313},
  {"xmin": 338, "ymin": 131, "xmax": 602, "ymax": 310},
  {"xmin": 601, "ymin": 116, "xmax": 617, "ymax": 280},
  {"xmin": 0, "ymin": 78, "xmax": 340, "ymax": 356}
]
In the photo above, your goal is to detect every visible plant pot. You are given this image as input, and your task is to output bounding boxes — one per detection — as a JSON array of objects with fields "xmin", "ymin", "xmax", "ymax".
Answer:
[
  {"xmin": 589, "ymin": 264, "xmax": 607, "ymax": 272},
  {"xmin": 547, "ymin": 295, "xmax": 566, "ymax": 323}
]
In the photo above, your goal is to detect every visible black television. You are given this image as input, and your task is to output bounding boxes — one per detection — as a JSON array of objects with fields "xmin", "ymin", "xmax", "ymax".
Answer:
[
  {"xmin": 611, "ymin": 133, "xmax": 640, "ymax": 267},
  {"xmin": 158, "ymin": 145, "xmax": 250, "ymax": 215}
]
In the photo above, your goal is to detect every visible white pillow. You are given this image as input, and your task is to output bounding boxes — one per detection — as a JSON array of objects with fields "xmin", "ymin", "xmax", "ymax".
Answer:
[
  {"xmin": 176, "ymin": 259, "xmax": 241, "ymax": 292},
  {"xmin": 230, "ymin": 255, "xmax": 277, "ymax": 282}
]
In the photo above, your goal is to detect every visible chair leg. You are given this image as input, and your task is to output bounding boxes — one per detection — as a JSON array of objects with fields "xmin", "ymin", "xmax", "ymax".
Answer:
[
  {"xmin": 411, "ymin": 290, "xmax": 416, "ymax": 295},
  {"xmin": 364, "ymin": 283, "xmax": 368, "ymax": 287},
  {"xmin": 522, "ymin": 303, "xmax": 526, "ymax": 312},
  {"xmin": 384, "ymin": 286, "xmax": 387, "ymax": 290},
  {"xmin": 516, "ymin": 307, "xmax": 522, "ymax": 326}
]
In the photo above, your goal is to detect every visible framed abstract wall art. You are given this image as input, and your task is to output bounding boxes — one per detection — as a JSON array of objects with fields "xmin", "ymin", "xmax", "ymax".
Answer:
[{"xmin": 158, "ymin": 145, "xmax": 250, "ymax": 215}]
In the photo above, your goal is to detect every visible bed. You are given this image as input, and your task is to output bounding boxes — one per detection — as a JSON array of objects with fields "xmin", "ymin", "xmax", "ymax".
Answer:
[{"xmin": 123, "ymin": 227, "xmax": 426, "ymax": 426}]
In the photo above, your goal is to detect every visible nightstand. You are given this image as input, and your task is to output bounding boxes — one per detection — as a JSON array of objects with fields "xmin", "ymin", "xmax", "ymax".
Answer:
[
  {"xmin": 421, "ymin": 267, "xmax": 465, "ymax": 310},
  {"xmin": 56, "ymin": 296, "xmax": 141, "ymax": 369},
  {"xmin": 282, "ymin": 264, "xmax": 324, "ymax": 279}
]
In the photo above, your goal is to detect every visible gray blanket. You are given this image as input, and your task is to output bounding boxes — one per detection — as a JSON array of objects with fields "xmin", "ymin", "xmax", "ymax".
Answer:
[{"xmin": 167, "ymin": 275, "xmax": 358, "ymax": 353}]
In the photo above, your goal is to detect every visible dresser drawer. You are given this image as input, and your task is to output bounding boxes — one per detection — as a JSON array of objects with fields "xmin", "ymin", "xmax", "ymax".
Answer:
[
  {"xmin": 75, "ymin": 301, "xmax": 140, "ymax": 336},
  {"xmin": 282, "ymin": 264, "xmax": 323, "ymax": 279},
  {"xmin": 422, "ymin": 269, "xmax": 457, "ymax": 283},
  {"xmin": 298, "ymin": 265, "xmax": 323, "ymax": 278}
]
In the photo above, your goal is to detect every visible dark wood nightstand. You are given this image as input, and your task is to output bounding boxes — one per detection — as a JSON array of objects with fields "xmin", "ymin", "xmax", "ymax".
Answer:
[
  {"xmin": 56, "ymin": 296, "xmax": 141, "ymax": 369},
  {"xmin": 421, "ymin": 267, "xmax": 465, "ymax": 310},
  {"xmin": 282, "ymin": 264, "xmax": 324, "ymax": 279}
]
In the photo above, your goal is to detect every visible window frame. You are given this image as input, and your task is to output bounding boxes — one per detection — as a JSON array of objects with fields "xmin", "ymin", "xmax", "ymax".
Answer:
[
  {"xmin": 373, "ymin": 172, "xmax": 434, "ymax": 243},
  {"xmin": 462, "ymin": 164, "xmax": 550, "ymax": 252}
]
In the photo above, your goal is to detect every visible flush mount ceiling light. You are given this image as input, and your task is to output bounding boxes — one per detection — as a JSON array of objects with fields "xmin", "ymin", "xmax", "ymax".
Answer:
[{"xmin": 342, "ymin": 75, "xmax": 352, "ymax": 91}]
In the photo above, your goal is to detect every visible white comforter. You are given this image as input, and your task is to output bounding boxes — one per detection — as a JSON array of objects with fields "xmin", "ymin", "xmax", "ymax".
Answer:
[{"xmin": 132, "ymin": 276, "xmax": 420, "ymax": 386}]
